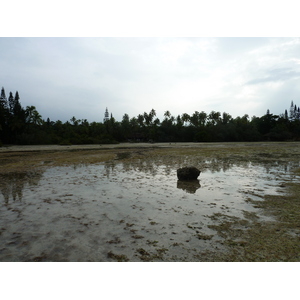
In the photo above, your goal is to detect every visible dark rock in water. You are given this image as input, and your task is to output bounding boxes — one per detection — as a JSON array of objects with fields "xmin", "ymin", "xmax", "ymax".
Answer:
[{"xmin": 177, "ymin": 167, "xmax": 201, "ymax": 180}]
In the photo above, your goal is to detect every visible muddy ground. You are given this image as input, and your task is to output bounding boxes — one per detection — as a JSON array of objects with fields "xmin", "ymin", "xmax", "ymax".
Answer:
[{"xmin": 1, "ymin": 142, "xmax": 300, "ymax": 261}]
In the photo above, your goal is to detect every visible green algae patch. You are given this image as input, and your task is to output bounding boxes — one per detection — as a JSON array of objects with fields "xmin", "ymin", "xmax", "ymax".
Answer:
[{"xmin": 107, "ymin": 251, "xmax": 129, "ymax": 262}]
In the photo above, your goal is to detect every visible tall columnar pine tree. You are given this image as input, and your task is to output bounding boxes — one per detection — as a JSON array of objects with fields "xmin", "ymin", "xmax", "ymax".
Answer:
[
  {"xmin": 14, "ymin": 91, "xmax": 20, "ymax": 108},
  {"xmin": 296, "ymin": 107, "xmax": 300, "ymax": 120},
  {"xmin": 0, "ymin": 89, "xmax": 6, "ymax": 135},
  {"xmin": 294, "ymin": 105, "xmax": 300, "ymax": 120},
  {"xmin": 8, "ymin": 92, "xmax": 14, "ymax": 113},
  {"xmin": 290, "ymin": 101, "xmax": 295, "ymax": 120},
  {"xmin": 284, "ymin": 109, "xmax": 289, "ymax": 120},
  {"xmin": 0, "ymin": 87, "xmax": 6, "ymax": 101},
  {"xmin": 0, "ymin": 89, "xmax": 8, "ymax": 116}
]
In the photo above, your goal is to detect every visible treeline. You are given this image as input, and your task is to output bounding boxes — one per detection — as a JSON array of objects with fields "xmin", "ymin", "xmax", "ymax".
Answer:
[{"xmin": 1, "ymin": 86, "xmax": 300, "ymax": 145}]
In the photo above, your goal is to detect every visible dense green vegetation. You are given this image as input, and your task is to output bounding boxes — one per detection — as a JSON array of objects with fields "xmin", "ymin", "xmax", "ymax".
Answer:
[{"xmin": 1, "ymin": 86, "xmax": 300, "ymax": 145}]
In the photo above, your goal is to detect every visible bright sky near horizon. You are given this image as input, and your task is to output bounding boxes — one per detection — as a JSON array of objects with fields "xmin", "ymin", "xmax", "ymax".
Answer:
[{"xmin": 1, "ymin": 2, "xmax": 300, "ymax": 124}]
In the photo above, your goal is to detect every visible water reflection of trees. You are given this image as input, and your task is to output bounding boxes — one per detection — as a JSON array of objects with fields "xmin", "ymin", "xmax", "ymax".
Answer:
[
  {"xmin": 104, "ymin": 158, "xmax": 182, "ymax": 178},
  {"xmin": 250, "ymin": 160, "xmax": 300, "ymax": 174},
  {"xmin": 0, "ymin": 171, "xmax": 43, "ymax": 204},
  {"xmin": 103, "ymin": 155, "xmax": 300, "ymax": 179}
]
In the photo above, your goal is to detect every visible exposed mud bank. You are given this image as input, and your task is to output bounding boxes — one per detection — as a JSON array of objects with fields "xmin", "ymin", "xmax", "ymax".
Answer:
[{"xmin": 1, "ymin": 142, "xmax": 300, "ymax": 261}]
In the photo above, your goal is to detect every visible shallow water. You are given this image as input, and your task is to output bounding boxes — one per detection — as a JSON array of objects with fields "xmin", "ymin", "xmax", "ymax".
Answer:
[{"xmin": 1, "ymin": 157, "xmax": 299, "ymax": 261}]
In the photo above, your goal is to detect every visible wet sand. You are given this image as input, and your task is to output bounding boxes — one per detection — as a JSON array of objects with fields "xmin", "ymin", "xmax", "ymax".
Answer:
[
  {"xmin": 1, "ymin": 142, "xmax": 300, "ymax": 261},
  {"xmin": 0, "ymin": 141, "xmax": 286, "ymax": 152},
  {"xmin": 0, "ymin": 142, "xmax": 202, "ymax": 152}
]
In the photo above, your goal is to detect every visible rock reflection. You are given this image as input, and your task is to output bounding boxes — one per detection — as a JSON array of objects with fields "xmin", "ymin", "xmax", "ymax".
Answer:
[
  {"xmin": 177, "ymin": 180, "xmax": 201, "ymax": 194},
  {"xmin": 0, "ymin": 171, "xmax": 43, "ymax": 204}
]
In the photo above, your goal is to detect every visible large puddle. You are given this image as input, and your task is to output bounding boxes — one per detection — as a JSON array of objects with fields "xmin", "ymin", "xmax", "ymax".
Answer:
[{"xmin": 1, "ymin": 157, "xmax": 299, "ymax": 261}]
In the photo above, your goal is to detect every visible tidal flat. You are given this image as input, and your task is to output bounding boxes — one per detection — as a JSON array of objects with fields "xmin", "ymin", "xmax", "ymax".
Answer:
[{"xmin": 1, "ymin": 142, "xmax": 300, "ymax": 261}]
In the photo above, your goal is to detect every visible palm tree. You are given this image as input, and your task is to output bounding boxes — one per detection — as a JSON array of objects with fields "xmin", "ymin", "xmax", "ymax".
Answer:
[
  {"xmin": 181, "ymin": 113, "xmax": 190, "ymax": 126},
  {"xmin": 25, "ymin": 106, "xmax": 43, "ymax": 125},
  {"xmin": 137, "ymin": 114, "xmax": 144, "ymax": 127},
  {"xmin": 70, "ymin": 116, "xmax": 78, "ymax": 126},
  {"xmin": 208, "ymin": 111, "xmax": 221, "ymax": 126},
  {"xmin": 222, "ymin": 112, "xmax": 232, "ymax": 125},
  {"xmin": 32, "ymin": 110, "xmax": 43, "ymax": 125},
  {"xmin": 164, "ymin": 110, "xmax": 171, "ymax": 120}
]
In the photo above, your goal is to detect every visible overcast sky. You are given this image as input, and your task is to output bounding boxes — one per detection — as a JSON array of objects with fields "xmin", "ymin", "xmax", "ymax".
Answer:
[{"xmin": 1, "ymin": 37, "xmax": 300, "ymax": 123}]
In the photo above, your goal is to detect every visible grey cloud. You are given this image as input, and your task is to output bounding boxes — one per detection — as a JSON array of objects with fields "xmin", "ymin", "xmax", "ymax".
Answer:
[{"xmin": 247, "ymin": 68, "xmax": 300, "ymax": 85}]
